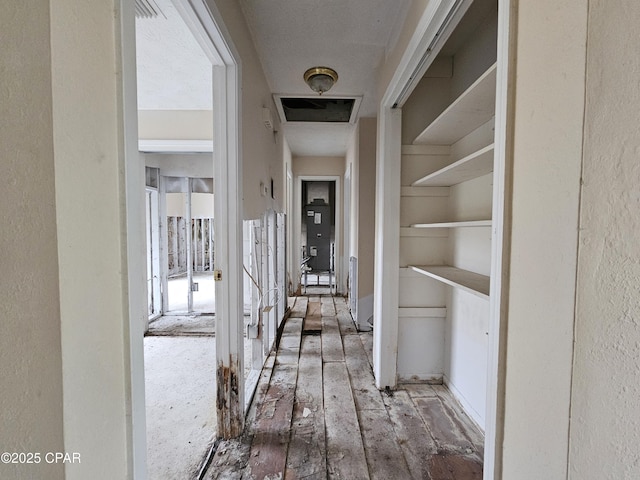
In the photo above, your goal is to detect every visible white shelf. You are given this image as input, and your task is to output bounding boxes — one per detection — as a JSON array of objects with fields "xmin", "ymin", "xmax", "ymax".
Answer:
[
  {"xmin": 413, "ymin": 63, "xmax": 497, "ymax": 145},
  {"xmin": 408, "ymin": 265, "xmax": 490, "ymax": 299},
  {"xmin": 412, "ymin": 144, "xmax": 495, "ymax": 187},
  {"xmin": 400, "ymin": 227, "xmax": 448, "ymax": 238},
  {"xmin": 410, "ymin": 220, "xmax": 491, "ymax": 229}
]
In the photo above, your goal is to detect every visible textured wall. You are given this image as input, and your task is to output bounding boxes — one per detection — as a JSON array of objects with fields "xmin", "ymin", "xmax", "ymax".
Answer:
[
  {"xmin": 0, "ymin": 2, "xmax": 65, "ymax": 479},
  {"xmin": 570, "ymin": 1, "xmax": 640, "ymax": 477}
]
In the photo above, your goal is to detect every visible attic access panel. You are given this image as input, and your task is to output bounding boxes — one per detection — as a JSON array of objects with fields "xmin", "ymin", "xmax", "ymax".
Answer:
[
  {"xmin": 281, "ymin": 98, "xmax": 354, "ymax": 122},
  {"xmin": 274, "ymin": 95, "xmax": 361, "ymax": 124}
]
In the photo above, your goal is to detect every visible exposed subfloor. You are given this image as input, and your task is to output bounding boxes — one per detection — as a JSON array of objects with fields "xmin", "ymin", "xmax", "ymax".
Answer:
[{"xmin": 204, "ymin": 295, "xmax": 484, "ymax": 479}]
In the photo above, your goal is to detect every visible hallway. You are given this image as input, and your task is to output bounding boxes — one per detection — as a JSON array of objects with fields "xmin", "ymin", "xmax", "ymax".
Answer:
[{"xmin": 204, "ymin": 295, "xmax": 483, "ymax": 479}]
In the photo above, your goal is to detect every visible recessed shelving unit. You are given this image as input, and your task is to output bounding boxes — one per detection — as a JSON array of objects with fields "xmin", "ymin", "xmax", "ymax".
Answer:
[
  {"xmin": 394, "ymin": 0, "xmax": 498, "ymax": 426},
  {"xmin": 412, "ymin": 144, "xmax": 495, "ymax": 187},
  {"xmin": 413, "ymin": 63, "xmax": 497, "ymax": 145},
  {"xmin": 409, "ymin": 265, "xmax": 490, "ymax": 299}
]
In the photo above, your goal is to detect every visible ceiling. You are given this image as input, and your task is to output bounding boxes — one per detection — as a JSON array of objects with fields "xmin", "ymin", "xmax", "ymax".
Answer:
[
  {"xmin": 239, "ymin": 0, "xmax": 411, "ymax": 156},
  {"xmin": 136, "ymin": 0, "xmax": 212, "ymax": 110}
]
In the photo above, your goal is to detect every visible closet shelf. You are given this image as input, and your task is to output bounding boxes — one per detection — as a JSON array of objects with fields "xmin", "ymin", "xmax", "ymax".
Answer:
[
  {"xmin": 412, "ymin": 144, "xmax": 494, "ymax": 187},
  {"xmin": 408, "ymin": 265, "xmax": 490, "ymax": 299},
  {"xmin": 410, "ymin": 220, "xmax": 491, "ymax": 229},
  {"xmin": 413, "ymin": 63, "xmax": 497, "ymax": 145}
]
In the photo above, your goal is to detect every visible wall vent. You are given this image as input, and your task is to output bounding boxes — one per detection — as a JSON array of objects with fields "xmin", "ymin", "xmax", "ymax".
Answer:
[{"xmin": 135, "ymin": 0, "xmax": 164, "ymax": 19}]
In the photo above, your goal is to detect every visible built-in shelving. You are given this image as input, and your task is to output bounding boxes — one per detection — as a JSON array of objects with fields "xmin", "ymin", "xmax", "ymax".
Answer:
[
  {"xmin": 409, "ymin": 265, "xmax": 490, "ymax": 299},
  {"xmin": 412, "ymin": 144, "xmax": 494, "ymax": 187},
  {"xmin": 410, "ymin": 220, "xmax": 491, "ymax": 229},
  {"xmin": 413, "ymin": 63, "xmax": 497, "ymax": 145}
]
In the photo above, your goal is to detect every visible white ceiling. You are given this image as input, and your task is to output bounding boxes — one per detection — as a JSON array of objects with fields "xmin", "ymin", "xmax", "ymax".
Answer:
[
  {"xmin": 239, "ymin": 0, "xmax": 411, "ymax": 156},
  {"xmin": 136, "ymin": 0, "xmax": 212, "ymax": 110}
]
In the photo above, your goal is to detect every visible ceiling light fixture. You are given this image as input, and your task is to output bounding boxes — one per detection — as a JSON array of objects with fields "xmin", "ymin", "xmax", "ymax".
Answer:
[{"xmin": 303, "ymin": 67, "xmax": 338, "ymax": 95}]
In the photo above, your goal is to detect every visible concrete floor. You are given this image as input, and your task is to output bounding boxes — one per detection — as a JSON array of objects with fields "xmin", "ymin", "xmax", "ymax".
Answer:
[
  {"xmin": 145, "ymin": 336, "xmax": 217, "ymax": 479},
  {"xmin": 144, "ymin": 316, "xmax": 255, "ymax": 479},
  {"xmin": 167, "ymin": 272, "xmax": 216, "ymax": 313}
]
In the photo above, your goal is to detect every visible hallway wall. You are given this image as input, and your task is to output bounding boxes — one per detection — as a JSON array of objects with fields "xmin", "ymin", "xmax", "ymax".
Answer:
[
  {"xmin": 570, "ymin": 2, "xmax": 640, "ymax": 477},
  {"xmin": 0, "ymin": 2, "xmax": 65, "ymax": 479},
  {"xmin": 356, "ymin": 118, "xmax": 377, "ymax": 326},
  {"xmin": 209, "ymin": 0, "xmax": 285, "ymax": 220}
]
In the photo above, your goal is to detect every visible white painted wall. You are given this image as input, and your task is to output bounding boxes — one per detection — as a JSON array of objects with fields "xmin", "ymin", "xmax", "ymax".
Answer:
[
  {"xmin": 143, "ymin": 152, "xmax": 214, "ymax": 178},
  {"xmin": 500, "ymin": 0, "xmax": 588, "ymax": 477},
  {"xmin": 569, "ymin": 2, "xmax": 640, "ymax": 478},
  {"xmin": 0, "ymin": 3, "xmax": 66, "ymax": 479},
  {"xmin": 49, "ymin": 0, "xmax": 138, "ymax": 478},
  {"xmin": 208, "ymin": 0, "xmax": 285, "ymax": 220}
]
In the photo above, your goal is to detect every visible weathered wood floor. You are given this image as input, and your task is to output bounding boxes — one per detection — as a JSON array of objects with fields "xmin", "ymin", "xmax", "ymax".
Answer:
[{"xmin": 204, "ymin": 295, "xmax": 483, "ymax": 480}]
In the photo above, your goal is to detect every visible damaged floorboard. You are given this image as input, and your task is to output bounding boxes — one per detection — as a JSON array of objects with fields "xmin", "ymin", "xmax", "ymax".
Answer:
[{"xmin": 204, "ymin": 295, "xmax": 484, "ymax": 480}]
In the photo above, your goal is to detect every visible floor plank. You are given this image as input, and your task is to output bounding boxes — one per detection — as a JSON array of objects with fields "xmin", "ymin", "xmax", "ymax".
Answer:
[
  {"xmin": 277, "ymin": 317, "xmax": 302, "ymax": 366},
  {"xmin": 358, "ymin": 332, "xmax": 374, "ymax": 369},
  {"xmin": 342, "ymin": 334, "xmax": 385, "ymax": 411},
  {"xmin": 321, "ymin": 297, "xmax": 336, "ymax": 317},
  {"xmin": 414, "ymin": 396, "xmax": 476, "ymax": 455},
  {"xmin": 290, "ymin": 296, "xmax": 308, "ymax": 318},
  {"xmin": 383, "ymin": 390, "xmax": 437, "ymax": 479},
  {"xmin": 429, "ymin": 454, "xmax": 483, "ymax": 480},
  {"xmin": 359, "ymin": 408, "xmax": 412, "ymax": 480},
  {"xmin": 323, "ymin": 362, "xmax": 370, "ymax": 479},
  {"xmin": 321, "ymin": 316, "xmax": 344, "ymax": 363},
  {"xmin": 284, "ymin": 335, "xmax": 326, "ymax": 480},
  {"xmin": 304, "ymin": 301, "xmax": 323, "ymax": 333},
  {"xmin": 336, "ymin": 310, "xmax": 358, "ymax": 336}
]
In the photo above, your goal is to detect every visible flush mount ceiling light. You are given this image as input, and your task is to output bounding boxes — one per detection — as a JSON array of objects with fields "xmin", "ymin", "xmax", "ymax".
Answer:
[{"xmin": 303, "ymin": 67, "xmax": 338, "ymax": 95}]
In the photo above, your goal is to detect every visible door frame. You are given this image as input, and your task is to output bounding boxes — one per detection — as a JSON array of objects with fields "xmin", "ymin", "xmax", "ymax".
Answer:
[
  {"xmin": 294, "ymin": 175, "xmax": 342, "ymax": 294},
  {"xmin": 171, "ymin": 0, "xmax": 245, "ymax": 438}
]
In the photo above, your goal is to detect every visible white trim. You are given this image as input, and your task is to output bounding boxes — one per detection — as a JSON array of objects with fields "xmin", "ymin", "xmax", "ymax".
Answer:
[
  {"xmin": 294, "ymin": 175, "xmax": 342, "ymax": 294},
  {"xmin": 138, "ymin": 139, "xmax": 213, "ymax": 153},
  {"xmin": 119, "ymin": 0, "xmax": 148, "ymax": 476},
  {"xmin": 373, "ymin": 106, "xmax": 402, "ymax": 389},
  {"xmin": 484, "ymin": 0, "xmax": 515, "ymax": 477},
  {"xmin": 173, "ymin": 0, "xmax": 245, "ymax": 437}
]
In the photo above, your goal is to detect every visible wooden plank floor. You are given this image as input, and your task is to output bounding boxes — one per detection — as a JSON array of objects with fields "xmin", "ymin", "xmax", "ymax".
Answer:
[{"xmin": 204, "ymin": 295, "xmax": 483, "ymax": 480}]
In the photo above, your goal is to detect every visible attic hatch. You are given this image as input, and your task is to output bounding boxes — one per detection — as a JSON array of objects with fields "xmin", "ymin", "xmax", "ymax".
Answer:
[{"xmin": 274, "ymin": 96, "xmax": 361, "ymax": 124}]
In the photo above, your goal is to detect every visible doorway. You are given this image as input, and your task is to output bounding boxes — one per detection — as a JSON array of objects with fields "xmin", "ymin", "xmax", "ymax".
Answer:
[
  {"xmin": 294, "ymin": 176, "xmax": 342, "ymax": 295},
  {"xmin": 126, "ymin": 0, "xmax": 244, "ymax": 476}
]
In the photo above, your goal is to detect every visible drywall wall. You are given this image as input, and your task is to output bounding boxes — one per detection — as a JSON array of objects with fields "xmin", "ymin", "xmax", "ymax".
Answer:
[
  {"xmin": 49, "ymin": 0, "xmax": 134, "ymax": 478},
  {"xmin": 166, "ymin": 192, "xmax": 214, "ymax": 218},
  {"xmin": 143, "ymin": 152, "xmax": 214, "ymax": 178},
  {"xmin": 208, "ymin": 0, "xmax": 284, "ymax": 219},
  {"xmin": 357, "ymin": 118, "xmax": 378, "ymax": 308},
  {"xmin": 501, "ymin": 0, "xmax": 588, "ymax": 478},
  {"xmin": 569, "ymin": 2, "xmax": 640, "ymax": 478},
  {"xmin": 0, "ymin": 2, "xmax": 66, "ymax": 479},
  {"xmin": 138, "ymin": 110, "xmax": 213, "ymax": 140}
]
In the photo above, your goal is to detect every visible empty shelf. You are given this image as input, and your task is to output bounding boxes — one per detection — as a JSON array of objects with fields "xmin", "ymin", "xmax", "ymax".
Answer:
[
  {"xmin": 410, "ymin": 220, "xmax": 491, "ymax": 229},
  {"xmin": 412, "ymin": 144, "xmax": 494, "ymax": 187},
  {"xmin": 413, "ymin": 64, "xmax": 497, "ymax": 145},
  {"xmin": 409, "ymin": 265, "xmax": 490, "ymax": 299}
]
